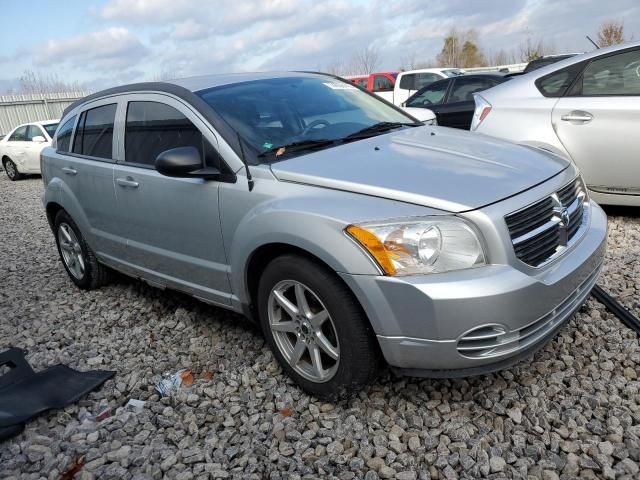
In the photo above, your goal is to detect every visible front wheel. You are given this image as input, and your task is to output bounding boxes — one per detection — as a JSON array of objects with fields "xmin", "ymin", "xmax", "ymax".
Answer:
[
  {"xmin": 258, "ymin": 254, "xmax": 381, "ymax": 399},
  {"xmin": 3, "ymin": 158, "xmax": 23, "ymax": 181},
  {"xmin": 54, "ymin": 210, "xmax": 111, "ymax": 290}
]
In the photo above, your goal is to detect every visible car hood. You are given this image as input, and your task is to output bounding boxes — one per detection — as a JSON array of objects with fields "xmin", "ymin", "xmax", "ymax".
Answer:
[{"xmin": 270, "ymin": 126, "xmax": 569, "ymax": 212}]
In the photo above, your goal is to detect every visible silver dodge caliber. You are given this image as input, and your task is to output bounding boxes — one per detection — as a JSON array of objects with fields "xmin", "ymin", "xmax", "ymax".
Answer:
[{"xmin": 41, "ymin": 72, "xmax": 607, "ymax": 399}]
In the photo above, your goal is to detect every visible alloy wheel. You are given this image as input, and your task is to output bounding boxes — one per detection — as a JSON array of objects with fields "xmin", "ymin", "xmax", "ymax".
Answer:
[
  {"xmin": 268, "ymin": 280, "xmax": 340, "ymax": 383},
  {"xmin": 4, "ymin": 160, "xmax": 16, "ymax": 179},
  {"xmin": 58, "ymin": 223, "xmax": 85, "ymax": 280}
]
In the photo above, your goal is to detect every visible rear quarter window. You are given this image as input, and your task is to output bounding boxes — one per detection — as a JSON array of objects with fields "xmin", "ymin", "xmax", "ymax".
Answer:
[
  {"xmin": 535, "ymin": 62, "xmax": 585, "ymax": 97},
  {"xmin": 56, "ymin": 116, "xmax": 76, "ymax": 152}
]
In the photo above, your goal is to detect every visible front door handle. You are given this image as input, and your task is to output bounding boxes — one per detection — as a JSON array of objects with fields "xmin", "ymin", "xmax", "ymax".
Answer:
[
  {"xmin": 561, "ymin": 111, "xmax": 593, "ymax": 123},
  {"xmin": 116, "ymin": 177, "xmax": 139, "ymax": 188},
  {"xmin": 62, "ymin": 167, "xmax": 77, "ymax": 175}
]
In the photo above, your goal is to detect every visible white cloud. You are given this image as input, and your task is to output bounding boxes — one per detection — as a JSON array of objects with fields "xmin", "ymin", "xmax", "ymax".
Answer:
[
  {"xmin": 172, "ymin": 19, "xmax": 211, "ymax": 41},
  {"xmin": 2, "ymin": 0, "xmax": 638, "ymax": 94},
  {"xmin": 34, "ymin": 27, "xmax": 149, "ymax": 71},
  {"xmin": 101, "ymin": 0, "xmax": 197, "ymax": 23}
]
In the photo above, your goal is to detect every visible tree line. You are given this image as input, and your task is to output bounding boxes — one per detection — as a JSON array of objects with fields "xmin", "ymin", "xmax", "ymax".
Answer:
[{"xmin": 326, "ymin": 19, "xmax": 631, "ymax": 75}]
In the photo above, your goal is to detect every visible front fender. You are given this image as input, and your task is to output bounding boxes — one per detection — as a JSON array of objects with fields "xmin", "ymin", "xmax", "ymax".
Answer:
[{"xmin": 229, "ymin": 206, "xmax": 380, "ymax": 305}]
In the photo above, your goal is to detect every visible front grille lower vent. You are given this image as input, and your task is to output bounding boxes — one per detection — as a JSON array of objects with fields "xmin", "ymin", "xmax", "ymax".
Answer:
[{"xmin": 505, "ymin": 178, "xmax": 587, "ymax": 267}]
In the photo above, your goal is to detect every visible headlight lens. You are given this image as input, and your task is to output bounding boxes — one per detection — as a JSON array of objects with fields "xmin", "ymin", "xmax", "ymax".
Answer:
[{"xmin": 346, "ymin": 217, "xmax": 486, "ymax": 276}]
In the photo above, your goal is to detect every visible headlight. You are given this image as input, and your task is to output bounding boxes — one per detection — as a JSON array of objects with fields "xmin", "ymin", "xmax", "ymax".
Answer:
[{"xmin": 346, "ymin": 217, "xmax": 486, "ymax": 276}]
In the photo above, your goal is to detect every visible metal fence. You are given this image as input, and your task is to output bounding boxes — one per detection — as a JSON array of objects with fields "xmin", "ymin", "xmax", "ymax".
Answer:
[{"xmin": 0, "ymin": 91, "xmax": 88, "ymax": 136}]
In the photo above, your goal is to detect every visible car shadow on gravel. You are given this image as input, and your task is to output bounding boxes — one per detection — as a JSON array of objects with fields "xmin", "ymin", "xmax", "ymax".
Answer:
[{"xmin": 602, "ymin": 205, "xmax": 640, "ymax": 218}]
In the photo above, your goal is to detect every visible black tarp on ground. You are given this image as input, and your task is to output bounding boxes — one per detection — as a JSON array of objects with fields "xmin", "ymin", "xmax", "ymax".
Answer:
[{"xmin": 0, "ymin": 347, "xmax": 115, "ymax": 442}]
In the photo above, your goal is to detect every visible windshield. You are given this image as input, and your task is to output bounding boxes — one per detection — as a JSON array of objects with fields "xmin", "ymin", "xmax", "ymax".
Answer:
[
  {"xmin": 442, "ymin": 69, "xmax": 465, "ymax": 77},
  {"xmin": 43, "ymin": 123, "xmax": 59, "ymax": 138},
  {"xmin": 197, "ymin": 76, "xmax": 416, "ymax": 162}
]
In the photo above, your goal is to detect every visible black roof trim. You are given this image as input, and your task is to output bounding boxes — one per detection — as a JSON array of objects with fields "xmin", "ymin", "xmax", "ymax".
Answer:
[{"xmin": 62, "ymin": 82, "xmax": 242, "ymax": 158}]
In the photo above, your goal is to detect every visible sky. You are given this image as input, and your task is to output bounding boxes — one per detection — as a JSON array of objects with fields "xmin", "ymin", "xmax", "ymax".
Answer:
[{"xmin": 0, "ymin": 0, "xmax": 638, "ymax": 93}]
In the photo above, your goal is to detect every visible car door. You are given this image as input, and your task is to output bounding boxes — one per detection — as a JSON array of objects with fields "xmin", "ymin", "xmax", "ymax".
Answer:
[
  {"xmin": 433, "ymin": 77, "xmax": 499, "ymax": 129},
  {"xmin": 24, "ymin": 125, "xmax": 47, "ymax": 171},
  {"xmin": 111, "ymin": 94, "xmax": 233, "ymax": 305},
  {"xmin": 5, "ymin": 125, "xmax": 28, "ymax": 166},
  {"xmin": 552, "ymin": 47, "xmax": 640, "ymax": 196},
  {"xmin": 60, "ymin": 99, "xmax": 121, "ymax": 257}
]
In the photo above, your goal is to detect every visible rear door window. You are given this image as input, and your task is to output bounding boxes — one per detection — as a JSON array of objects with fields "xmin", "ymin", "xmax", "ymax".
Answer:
[
  {"xmin": 8, "ymin": 126, "xmax": 27, "ymax": 142},
  {"xmin": 571, "ymin": 49, "xmax": 640, "ymax": 96},
  {"xmin": 56, "ymin": 116, "xmax": 76, "ymax": 152},
  {"xmin": 448, "ymin": 77, "xmax": 498, "ymax": 103},
  {"xmin": 72, "ymin": 104, "xmax": 117, "ymax": 159},
  {"xmin": 405, "ymin": 80, "xmax": 450, "ymax": 107},
  {"xmin": 124, "ymin": 101, "xmax": 223, "ymax": 170}
]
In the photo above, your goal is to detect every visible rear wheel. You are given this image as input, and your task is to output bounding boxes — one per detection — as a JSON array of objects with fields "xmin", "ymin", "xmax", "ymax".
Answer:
[
  {"xmin": 54, "ymin": 210, "xmax": 111, "ymax": 290},
  {"xmin": 258, "ymin": 254, "xmax": 381, "ymax": 399},
  {"xmin": 3, "ymin": 158, "xmax": 23, "ymax": 181}
]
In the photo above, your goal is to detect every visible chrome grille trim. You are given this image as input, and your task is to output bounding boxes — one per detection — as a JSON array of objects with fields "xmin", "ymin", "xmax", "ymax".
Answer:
[{"xmin": 505, "ymin": 177, "xmax": 589, "ymax": 268}]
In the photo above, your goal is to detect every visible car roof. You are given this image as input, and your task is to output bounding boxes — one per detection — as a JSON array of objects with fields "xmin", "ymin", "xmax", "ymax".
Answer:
[
  {"xmin": 461, "ymin": 72, "xmax": 507, "ymax": 78},
  {"xmin": 525, "ymin": 40, "xmax": 640, "ymax": 78},
  {"xmin": 400, "ymin": 67, "xmax": 461, "ymax": 75},
  {"xmin": 14, "ymin": 119, "xmax": 59, "ymax": 128},
  {"xmin": 168, "ymin": 71, "xmax": 324, "ymax": 92}
]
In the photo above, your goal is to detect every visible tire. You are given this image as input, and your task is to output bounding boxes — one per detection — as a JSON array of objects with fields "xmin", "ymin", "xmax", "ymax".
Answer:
[
  {"xmin": 3, "ymin": 158, "xmax": 23, "ymax": 181},
  {"xmin": 54, "ymin": 210, "xmax": 110, "ymax": 290},
  {"xmin": 257, "ymin": 254, "xmax": 381, "ymax": 399}
]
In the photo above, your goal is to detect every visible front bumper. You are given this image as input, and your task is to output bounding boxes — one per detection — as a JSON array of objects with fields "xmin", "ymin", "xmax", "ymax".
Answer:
[{"xmin": 339, "ymin": 201, "xmax": 607, "ymax": 376}]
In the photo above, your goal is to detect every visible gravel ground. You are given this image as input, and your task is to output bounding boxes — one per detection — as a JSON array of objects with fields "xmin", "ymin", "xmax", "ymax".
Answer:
[{"xmin": 1, "ymin": 174, "xmax": 640, "ymax": 480}]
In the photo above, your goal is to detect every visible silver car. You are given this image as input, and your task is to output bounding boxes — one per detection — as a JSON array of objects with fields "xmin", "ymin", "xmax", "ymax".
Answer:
[
  {"xmin": 472, "ymin": 41, "xmax": 640, "ymax": 207},
  {"xmin": 41, "ymin": 72, "xmax": 607, "ymax": 398}
]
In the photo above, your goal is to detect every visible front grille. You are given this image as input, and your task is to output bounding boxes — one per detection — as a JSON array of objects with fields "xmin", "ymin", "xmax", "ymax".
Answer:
[{"xmin": 505, "ymin": 177, "xmax": 588, "ymax": 267}]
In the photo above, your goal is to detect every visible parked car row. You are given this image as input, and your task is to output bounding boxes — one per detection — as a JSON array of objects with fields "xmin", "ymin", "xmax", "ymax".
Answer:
[{"xmin": 346, "ymin": 68, "xmax": 466, "ymax": 106}]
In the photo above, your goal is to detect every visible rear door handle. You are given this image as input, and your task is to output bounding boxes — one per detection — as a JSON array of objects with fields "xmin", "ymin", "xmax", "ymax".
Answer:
[
  {"xmin": 561, "ymin": 111, "xmax": 593, "ymax": 123},
  {"xmin": 116, "ymin": 177, "xmax": 139, "ymax": 188},
  {"xmin": 62, "ymin": 167, "xmax": 77, "ymax": 175}
]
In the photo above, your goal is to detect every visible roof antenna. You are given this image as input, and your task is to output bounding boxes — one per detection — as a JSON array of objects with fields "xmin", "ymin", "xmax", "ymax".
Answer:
[
  {"xmin": 586, "ymin": 35, "xmax": 600, "ymax": 49},
  {"xmin": 237, "ymin": 133, "xmax": 254, "ymax": 191}
]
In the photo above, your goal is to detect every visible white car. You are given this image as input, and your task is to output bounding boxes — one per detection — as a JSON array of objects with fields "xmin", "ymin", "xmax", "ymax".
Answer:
[
  {"xmin": 472, "ymin": 41, "xmax": 640, "ymax": 206},
  {"xmin": 0, "ymin": 120, "xmax": 59, "ymax": 180}
]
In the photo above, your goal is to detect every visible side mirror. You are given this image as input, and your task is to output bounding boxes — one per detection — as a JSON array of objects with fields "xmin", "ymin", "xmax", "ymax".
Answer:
[
  {"xmin": 155, "ymin": 146, "xmax": 221, "ymax": 180},
  {"xmin": 32, "ymin": 136, "xmax": 46, "ymax": 143}
]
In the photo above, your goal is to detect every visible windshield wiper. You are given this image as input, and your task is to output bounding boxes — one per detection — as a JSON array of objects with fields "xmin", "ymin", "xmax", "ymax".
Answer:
[
  {"xmin": 257, "ymin": 139, "xmax": 337, "ymax": 158},
  {"xmin": 343, "ymin": 122, "xmax": 418, "ymax": 141}
]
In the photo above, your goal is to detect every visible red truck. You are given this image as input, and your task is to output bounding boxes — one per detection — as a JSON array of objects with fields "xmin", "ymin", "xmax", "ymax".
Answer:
[{"xmin": 346, "ymin": 72, "xmax": 398, "ymax": 102}]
